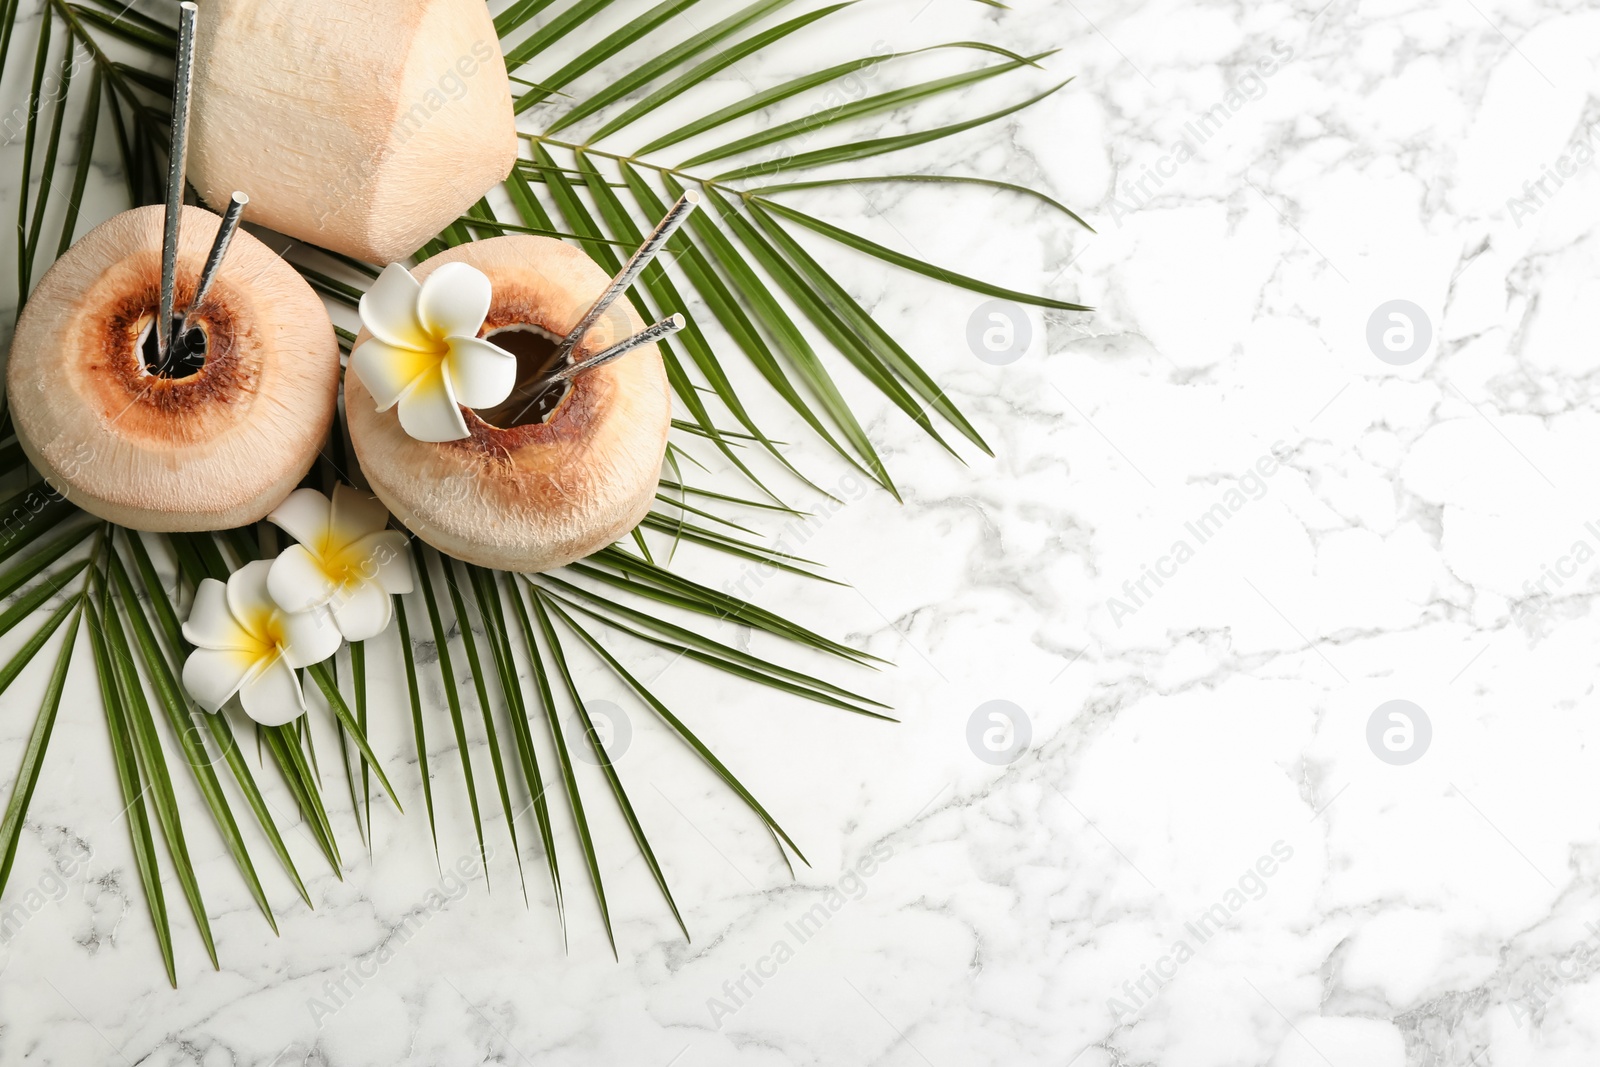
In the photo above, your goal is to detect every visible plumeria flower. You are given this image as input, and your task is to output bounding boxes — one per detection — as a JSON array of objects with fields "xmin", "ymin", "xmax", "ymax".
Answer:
[
  {"xmin": 181, "ymin": 560, "xmax": 341, "ymax": 727},
  {"xmin": 267, "ymin": 483, "xmax": 413, "ymax": 642},
  {"xmin": 350, "ymin": 262, "xmax": 516, "ymax": 442}
]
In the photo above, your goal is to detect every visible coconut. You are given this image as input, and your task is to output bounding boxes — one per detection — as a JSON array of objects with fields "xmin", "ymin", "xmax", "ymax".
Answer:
[
  {"xmin": 187, "ymin": 0, "xmax": 517, "ymax": 264},
  {"xmin": 6, "ymin": 204, "xmax": 339, "ymax": 531},
  {"xmin": 346, "ymin": 235, "xmax": 671, "ymax": 572}
]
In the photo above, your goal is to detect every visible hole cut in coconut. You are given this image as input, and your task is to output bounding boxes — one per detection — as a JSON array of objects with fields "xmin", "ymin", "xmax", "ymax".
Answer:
[
  {"xmin": 138, "ymin": 314, "xmax": 208, "ymax": 379},
  {"xmin": 475, "ymin": 324, "xmax": 573, "ymax": 428}
]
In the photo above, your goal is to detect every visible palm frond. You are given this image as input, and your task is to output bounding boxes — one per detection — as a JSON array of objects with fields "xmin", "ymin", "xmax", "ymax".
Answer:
[
  {"xmin": 0, "ymin": 0, "xmax": 1085, "ymax": 980},
  {"xmin": 84, "ymin": 591, "xmax": 177, "ymax": 985},
  {"xmin": 410, "ymin": 544, "xmax": 492, "ymax": 881},
  {"xmin": 96, "ymin": 559, "xmax": 219, "ymax": 971},
  {"xmin": 0, "ymin": 590, "xmax": 84, "ymax": 889},
  {"xmin": 393, "ymin": 594, "xmax": 439, "ymax": 858},
  {"xmin": 122, "ymin": 530, "xmax": 313, "ymax": 907},
  {"xmin": 439, "ymin": 554, "xmax": 528, "ymax": 898},
  {"xmin": 528, "ymin": 586, "xmax": 688, "ymax": 943},
  {"xmin": 472, "ymin": 566, "xmax": 562, "ymax": 913}
]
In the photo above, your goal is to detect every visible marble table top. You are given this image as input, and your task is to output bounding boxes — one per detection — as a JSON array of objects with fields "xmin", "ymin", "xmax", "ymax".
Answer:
[{"xmin": 2, "ymin": 0, "xmax": 1598, "ymax": 1064}]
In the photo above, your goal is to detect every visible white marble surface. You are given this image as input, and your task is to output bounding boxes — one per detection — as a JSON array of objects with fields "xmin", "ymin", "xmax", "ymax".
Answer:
[{"xmin": 3, "ymin": 0, "xmax": 1600, "ymax": 1063}]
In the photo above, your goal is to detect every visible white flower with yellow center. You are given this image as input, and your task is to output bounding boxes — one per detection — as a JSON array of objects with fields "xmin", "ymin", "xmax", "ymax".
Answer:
[
  {"xmin": 181, "ymin": 560, "xmax": 341, "ymax": 727},
  {"xmin": 266, "ymin": 484, "xmax": 414, "ymax": 642},
  {"xmin": 350, "ymin": 261, "xmax": 516, "ymax": 442}
]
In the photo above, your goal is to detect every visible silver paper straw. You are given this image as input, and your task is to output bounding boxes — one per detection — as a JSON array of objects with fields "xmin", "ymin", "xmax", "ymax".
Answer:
[
  {"xmin": 158, "ymin": 1, "xmax": 199, "ymax": 362},
  {"xmin": 555, "ymin": 191, "xmax": 698, "ymax": 364},
  {"xmin": 184, "ymin": 191, "xmax": 247, "ymax": 328},
  {"xmin": 551, "ymin": 314, "xmax": 684, "ymax": 382},
  {"xmin": 507, "ymin": 315, "xmax": 685, "ymax": 426}
]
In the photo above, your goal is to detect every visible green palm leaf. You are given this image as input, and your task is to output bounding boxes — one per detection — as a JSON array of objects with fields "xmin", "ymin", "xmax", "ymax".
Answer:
[
  {"xmin": 393, "ymin": 594, "xmax": 439, "ymax": 858},
  {"xmin": 678, "ymin": 50, "xmax": 1055, "ymax": 167},
  {"xmin": 85, "ymin": 593, "xmax": 176, "ymax": 985},
  {"xmin": 411, "ymin": 545, "xmax": 491, "ymax": 881},
  {"xmin": 122, "ymin": 529, "xmax": 313, "ymax": 906},
  {"xmin": 473, "ymin": 566, "xmax": 562, "ymax": 912},
  {"xmin": 96, "ymin": 560, "xmax": 218, "ymax": 969},
  {"xmin": 529, "ymin": 587, "xmax": 688, "ymax": 941},
  {"xmin": 440, "ymin": 555, "xmax": 527, "ymax": 897},
  {"xmin": 0, "ymin": 595, "xmax": 84, "ymax": 888},
  {"xmin": 0, "ymin": 0, "xmax": 1084, "ymax": 979}
]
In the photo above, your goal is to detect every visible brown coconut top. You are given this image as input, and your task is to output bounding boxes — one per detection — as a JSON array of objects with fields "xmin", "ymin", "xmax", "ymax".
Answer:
[
  {"xmin": 345, "ymin": 235, "xmax": 671, "ymax": 572},
  {"xmin": 6, "ymin": 204, "xmax": 339, "ymax": 529}
]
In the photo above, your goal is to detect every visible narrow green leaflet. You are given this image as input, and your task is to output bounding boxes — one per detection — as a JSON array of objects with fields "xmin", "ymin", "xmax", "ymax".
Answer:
[
  {"xmin": 747, "ymin": 173, "xmax": 1092, "ymax": 233},
  {"xmin": 412, "ymin": 547, "xmax": 490, "ymax": 879},
  {"xmin": 305, "ymin": 662, "xmax": 401, "ymax": 810},
  {"xmin": 543, "ymin": 595, "xmax": 806, "ymax": 863},
  {"xmin": 86, "ymin": 596, "xmax": 176, "ymax": 986},
  {"xmin": 514, "ymin": 0, "xmax": 704, "ymax": 113},
  {"xmin": 550, "ymin": 0, "xmax": 798, "ymax": 135},
  {"xmin": 493, "ymin": 0, "xmax": 562, "ymax": 38},
  {"xmin": 530, "ymin": 588, "xmax": 688, "ymax": 940},
  {"xmin": 634, "ymin": 40, "xmax": 1035, "ymax": 155},
  {"xmin": 331, "ymin": 656, "xmax": 367, "ymax": 848},
  {"xmin": 502, "ymin": 0, "xmax": 623, "ymax": 96},
  {"xmin": 538, "ymin": 574, "xmax": 890, "ymax": 716},
  {"xmin": 680, "ymin": 51, "xmax": 1054, "ymax": 167},
  {"xmin": 440, "ymin": 556, "xmax": 526, "ymax": 896},
  {"xmin": 705, "ymin": 187, "xmax": 959, "ymax": 456},
  {"xmin": 0, "ymin": 586, "xmax": 84, "ymax": 705},
  {"xmin": 352, "ymin": 640, "xmax": 372, "ymax": 843},
  {"xmin": 22, "ymin": 24, "xmax": 75, "ymax": 289},
  {"xmin": 577, "ymin": 547, "xmax": 884, "ymax": 664},
  {"xmin": 0, "ymin": 553, "xmax": 90, "ymax": 639},
  {"xmin": 742, "ymin": 197, "xmax": 992, "ymax": 453},
  {"xmin": 0, "ymin": 601, "xmax": 82, "ymax": 890},
  {"xmin": 262, "ymin": 721, "xmax": 343, "ymax": 874},
  {"xmin": 506, "ymin": 577, "xmax": 605, "ymax": 951},
  {"xmin": 666, "ymin": 171, "xmax": 898, "ymax": 497},
  {"xmin": 122, "ymin": 529, "xmax": 312, "ymax": 905},
  {"xmin": 98, "ymin": 566, "xmax": 218, "ymax": 969},
  {"xmin": 54, "ymin": 65, "xmax": 101, "ymax": 255},
  {"xmin": 394, "ymin": 595, "xmax": 438, "ymax": 857},
  {"xmin": 588, "ymin": 2, "xmax": 849, "ymax": 145},
  {"xmin": 65, "ymin": 2, "xmax": 172, "ymax": 53},
  {"xmin": 15, "ymin": 2, "xmax": 53, "ymax": 303},
  {"xmin": 754, "ymin": 194, "xmax": 1091, "ymax": 311},
  {"xmin": 713, "ymin": 79, "xmax": 1075, "ymax": 182},
  {"xmin": 474, "ymin": 567, "xmax": 563, "ymax": 911}
]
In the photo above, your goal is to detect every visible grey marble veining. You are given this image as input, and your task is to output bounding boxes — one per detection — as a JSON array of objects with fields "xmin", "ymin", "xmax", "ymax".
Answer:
[{"xmin": 1, "ymin": 0, "xmax": 1597, "ymax": 1063}]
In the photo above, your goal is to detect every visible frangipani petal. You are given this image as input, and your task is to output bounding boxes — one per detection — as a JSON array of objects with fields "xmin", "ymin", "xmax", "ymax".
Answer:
[
  {"xmin": 225, "ymin": 559, "xmax": 277, "ymax": 639},
  {"xmin": 267, "ymin": 544, "xmax": 339, "ymax": 615},
  {"xmin": 329, "ymin": 580, "xmax": 392, "ymax": 643},
  {"xmin": 417, "ymin": 262, "xmax": 492, "ymax": 340},
  {"xmin": 351, "ymin": 337, "xmax": 442, "ymax": 412},
  {"xmin": 397, "ymin": 363, "xmax": 470, "ymax": 442},
  {"xmin": 329, "ymin": 483, "xmax": 391, "ymax": 548},
  {"xmin": 359, "ymin": 263, "xmax": 428, "ymax": 349},
  {"xmin": 267, "ymin": 488, "xmax": 333, "ymax": 555},
  {"xmin": 237, "ymin": 657, "xmax": 306, "ymax": 727},
  {"xmin": 182, "ymin": 578, "xmax": 251, "ymax": 651},
  {"xmin": 345, "ymin": 530, "xmax": 414, "ymax": 595},
  {"xmin": 182, "ymin": 647, "xmax": 257, "ymax": 713},
  {"xmin": 278, "ymin": 606, "xmax": 341, "ymax": 668},
  {"xmin": 181, "ymin": 551, "xmax": 347, "ymax": 719},
  {"xmin": 444, "ymin": 335, "xmax": 518, "ymax": 409},
  {"xmin": 353, "ymin": 262, "xmax": 502, "ymax": 445}
]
